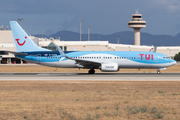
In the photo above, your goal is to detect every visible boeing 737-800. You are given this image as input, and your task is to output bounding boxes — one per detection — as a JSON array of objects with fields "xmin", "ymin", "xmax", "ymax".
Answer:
[{"xmin": 8, "ymin": 21, "xmax": 176, "ymax": 74}]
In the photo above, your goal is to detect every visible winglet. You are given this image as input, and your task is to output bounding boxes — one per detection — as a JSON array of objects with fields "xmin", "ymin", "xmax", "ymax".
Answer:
[
  {"xmin": 57, "ymin": 46, "xmax": 66, "ymax": 57},
  {"xmin": 149, "ymin": 48, "xmax": 154, "ymax": 52},
  {"xmin": 72, "ymin": 47, "xmax": 76, "ymax": 51},
  {"xmin": 149, "ymin": 46, "xmax": 157, "ymax": 52}
]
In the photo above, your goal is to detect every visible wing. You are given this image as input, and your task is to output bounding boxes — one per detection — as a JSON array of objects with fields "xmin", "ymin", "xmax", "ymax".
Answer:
[{"xmin": 56, "ymin": 45, "xmax": 101, "ymax": 68}]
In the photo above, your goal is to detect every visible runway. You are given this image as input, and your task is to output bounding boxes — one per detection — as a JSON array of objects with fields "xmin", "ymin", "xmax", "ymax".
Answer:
[{"xmin": 0, "ymin": 73, "xmax": 180, "ymax": 81}]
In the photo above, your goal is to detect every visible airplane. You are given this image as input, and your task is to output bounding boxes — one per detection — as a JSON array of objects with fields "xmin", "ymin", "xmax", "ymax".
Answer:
[{"xmin": 8, "ymin": 21, "xmax": 176, "ymax": 74}]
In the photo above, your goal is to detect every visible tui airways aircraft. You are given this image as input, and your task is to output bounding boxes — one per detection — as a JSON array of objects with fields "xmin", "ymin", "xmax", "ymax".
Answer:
[{"xmin": 9, "ymin": 21, "xmax": 176, "ymax": 74}]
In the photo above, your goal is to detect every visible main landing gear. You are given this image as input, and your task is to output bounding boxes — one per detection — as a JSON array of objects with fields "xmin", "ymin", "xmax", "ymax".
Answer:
[
  {"xmin": 157, "ymin": 70, "xmax": 161, "ymax": 74},
  {"xmin": 88, "ymin": 69, "xmax": 95, "ymax": 74}
]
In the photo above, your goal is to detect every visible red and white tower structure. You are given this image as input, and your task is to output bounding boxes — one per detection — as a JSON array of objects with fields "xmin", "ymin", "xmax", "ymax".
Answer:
[{"xmin": 128, "ymin": 10, "xmax": 146, "ymax": 45}]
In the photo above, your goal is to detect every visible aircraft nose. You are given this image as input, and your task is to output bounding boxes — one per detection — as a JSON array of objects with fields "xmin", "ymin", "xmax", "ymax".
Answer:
[{"xmin": 171, "ymin": 59, "xmax": 177, "ymax": 66}]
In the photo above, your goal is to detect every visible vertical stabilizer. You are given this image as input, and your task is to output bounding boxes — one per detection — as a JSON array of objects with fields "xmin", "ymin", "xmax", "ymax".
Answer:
[{"xmin": 10, "ymin": 21, "xmax": 51, "ymax": 52}]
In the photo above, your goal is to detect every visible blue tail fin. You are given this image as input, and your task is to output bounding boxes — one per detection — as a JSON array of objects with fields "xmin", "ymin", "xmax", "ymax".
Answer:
[{"xmin": 10, "ymin": 21, "xmax": 51, "ymax": 52}]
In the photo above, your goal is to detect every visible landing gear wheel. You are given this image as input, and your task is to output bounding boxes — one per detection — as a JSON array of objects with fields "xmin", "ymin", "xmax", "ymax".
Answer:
[
  {"xmin": 157, "ymin": 70, "xmax": 161, "ymax": 74},
  {"xmin": 88, "ymin": 69, "xmax": 95, "ymax": 74}
]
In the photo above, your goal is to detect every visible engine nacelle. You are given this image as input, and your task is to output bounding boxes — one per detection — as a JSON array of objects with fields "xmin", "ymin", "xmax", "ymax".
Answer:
[{"xmin": 100, "ymin": 63, "xmax": 119, "ymax": 72}]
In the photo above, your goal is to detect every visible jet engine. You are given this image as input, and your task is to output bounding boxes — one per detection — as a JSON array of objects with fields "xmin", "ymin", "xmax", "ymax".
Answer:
[{"xmin": 100, "ymin": 63, "xmax": 119, "ymax": 72}]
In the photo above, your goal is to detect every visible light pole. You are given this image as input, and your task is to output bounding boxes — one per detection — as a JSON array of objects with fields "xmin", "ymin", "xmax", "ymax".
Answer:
[
  {"xmin": 18, "ymin": 18, "xmax": 24, "ymax": 27},
  {"xmin": 99, "ymin": 32, "xmax": 100, "ymax": 41},
  {"xmin": 88, "ymin": 26, "xmax": 90, "ymax": 41},
  {"xmin": 80, "ymin": 19, "xmax": 82, "ymax": 41},
  {"xmin": 116, "ymin": 37, "xmax": 119, "ymax": 44}
]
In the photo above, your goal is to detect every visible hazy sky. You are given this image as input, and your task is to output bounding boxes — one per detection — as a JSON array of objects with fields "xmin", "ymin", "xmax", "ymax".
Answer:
[{"xmin": 1, "ymin": 0, "xmax": 180, "ymax": 36}]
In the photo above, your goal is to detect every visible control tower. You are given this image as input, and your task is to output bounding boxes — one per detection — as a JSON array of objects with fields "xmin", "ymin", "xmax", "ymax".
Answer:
[{"xmin": 128, "ymin": 10, "xmax": 146, "ymax": 45}]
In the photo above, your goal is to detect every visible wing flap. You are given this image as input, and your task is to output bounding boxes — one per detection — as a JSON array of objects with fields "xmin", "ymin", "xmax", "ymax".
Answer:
[{"xmin": 68, "ymin": 57, "xmax": 101, "ymax": 67}]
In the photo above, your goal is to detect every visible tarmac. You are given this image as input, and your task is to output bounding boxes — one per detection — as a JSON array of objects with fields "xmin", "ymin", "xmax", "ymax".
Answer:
[{"xmin": 0, "ymin": 73, "xmax": 180, "ymax": 81}]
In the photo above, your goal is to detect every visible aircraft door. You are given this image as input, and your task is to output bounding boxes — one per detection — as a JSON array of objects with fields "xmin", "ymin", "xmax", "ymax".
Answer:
[
  {"xmin": 154, "ymin": 55, "xmax": 159, "ymax": 63},
  {"xmin": 37, "ymin": 54, "xmax": 41, "ymax": 62},
  {"xmin": 98, "ymin": 56, "xmax": 106, "ymax": 62}
]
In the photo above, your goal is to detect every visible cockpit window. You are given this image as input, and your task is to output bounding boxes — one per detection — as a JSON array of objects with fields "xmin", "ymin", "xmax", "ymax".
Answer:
[{"xmin": 163, "ymin": 57, "xmax": 170, "ymax": 59}]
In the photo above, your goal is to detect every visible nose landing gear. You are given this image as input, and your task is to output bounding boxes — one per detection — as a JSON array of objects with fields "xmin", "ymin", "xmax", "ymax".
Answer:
[
  {"xmin": 157, "ymin": 70, "xmax": 161, "ymax": 74},
  {"xmin": 157, "ymin": 68, "xmax": 166, "ymax": 74}
]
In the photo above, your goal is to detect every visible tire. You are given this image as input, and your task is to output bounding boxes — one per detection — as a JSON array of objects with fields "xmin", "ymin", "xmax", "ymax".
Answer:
[
  {"xmin": 88, "ymin": 69, "xmax": 95, "ymax": 74},
  {"xmin": 157, "ymin": 70, "xmax": 161, "ymax": 74}
]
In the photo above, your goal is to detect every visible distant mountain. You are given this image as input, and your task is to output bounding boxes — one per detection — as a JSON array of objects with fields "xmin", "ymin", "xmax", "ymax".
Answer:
[
  {"xmin": 33, "ymin": 34, "xmax": 48, "ymax": 38},
  {"xmin": 34, "ymin": 30, "xmax": 180, "ymax": 46},
  {"xmin": 49, "ymin": 30, "xmax": 80, "ymax": 41}
]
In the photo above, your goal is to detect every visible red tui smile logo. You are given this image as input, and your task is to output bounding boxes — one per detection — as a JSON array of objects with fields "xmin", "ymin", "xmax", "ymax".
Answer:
[{"xmin": 15, "ymin": 36, "xmax": 27, "ymax": 46}]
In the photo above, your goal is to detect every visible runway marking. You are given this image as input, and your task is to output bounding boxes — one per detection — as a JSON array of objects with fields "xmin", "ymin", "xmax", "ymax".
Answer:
[{"xmin": 0, "ymin": 77, "xmax": 179, "ymax": 81}]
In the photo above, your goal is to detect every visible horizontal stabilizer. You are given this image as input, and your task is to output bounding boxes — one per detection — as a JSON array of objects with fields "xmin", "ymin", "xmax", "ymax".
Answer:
[
  {"xmin": 72, "ymin": 47, "xmax": 76, "ymax": 51},
  {"xmin": 5, "ymin": 51, "xmax": 28, "ymax": 56}
]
